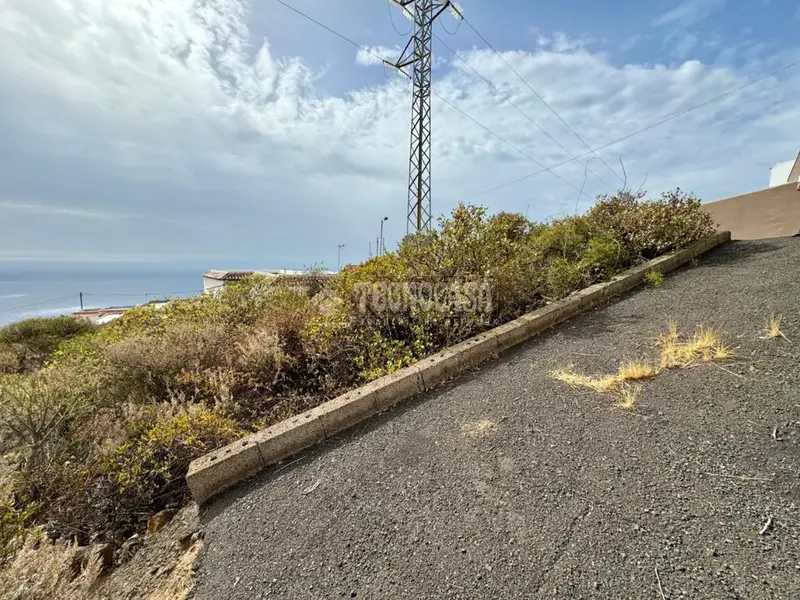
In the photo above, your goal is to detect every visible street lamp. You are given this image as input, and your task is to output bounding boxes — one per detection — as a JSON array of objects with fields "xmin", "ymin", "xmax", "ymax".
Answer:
[
  {"xmin": 379, "ymin": 216, "xmax": 389, "ymax": 256},
  {"xmin": 337, "ymin": 244, "xmax": 346, "ymax": 272}
]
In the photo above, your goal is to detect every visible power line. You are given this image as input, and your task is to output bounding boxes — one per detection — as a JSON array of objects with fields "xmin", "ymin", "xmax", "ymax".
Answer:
[
  {"xmin": 387, "ymin": 0, "xmax": 412, "ymax": 36},
  {"xmin": 575, "ymin": 157, "xmax": 599, "ymax": 214},
  {"xmin": 81, "ymin": 290, "xmax": 201, "ymax": 297},
  {"xmin": 432, "ymin": 91, "xmax": 585, "ymax": 194},
  {"xmin": 433, "ymin": 32, "xmax": 615, "ymax": 193},
  {"xmin": 271, "ymin": 0, "xmax": 800, "ymax": 209},
  {"xmin": 272, "ymin": 0, "xmax": 586, "ymax": 197},
  {"xmin": 468, "ymin": 56, "xmax": 800, "ymax": 201},
  {"xmin": 0, "ymin": 295, "xmax": 77, "ymax": 315},
  {"xmin": 1, "ymin": 289, "xmax": 202, "ymax": 317},
  {"xmin": 438, "ymin": 9, "xmax": 463, "ymax": 35},
  {"xmin": 270, "ymin": 0, "xmax": 375, "ymax": 57},
  {"xmin": 460, "ymin": 15, "xmax": 625, "ymax": 184}
]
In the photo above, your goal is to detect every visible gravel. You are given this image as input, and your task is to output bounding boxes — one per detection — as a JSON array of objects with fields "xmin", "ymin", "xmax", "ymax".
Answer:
[{"xmin": 195, "ymin": 238, "xmax": 800, "ymax": 600}]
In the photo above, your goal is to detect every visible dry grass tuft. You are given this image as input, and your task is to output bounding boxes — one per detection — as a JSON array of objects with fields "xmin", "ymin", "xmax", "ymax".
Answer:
[
  {"xmin": 145, "ymin": 540, "xmax": 203, "ymax": 600},
  {"xmin": 657, "ymin": 321, "xmax": 680, "ymax": 347},
  {"xmin": 0, "ymin": 534, "xmax": 101, "ymax": 600},
  {"xmin": 617, "ymin": 361, "xmax": 660, "ymax": 381},
  {"xmin": 615, "ymin": 384, "xmax": 640, "ymax": 410},
  {"xmin": 761, "ymin": 314, "xmax": 791, "ymax": 342},
  {"xmin": 712, "ymin": 344, "xmax": 732, "ymax": 360},
  {"xmin": 766, "ymin": 314, "xmax": 782, "ymax": 339},
  {"xmin": 552, "ymin": 323, "xmax": 732, "ymax": 411},
  {"xmin": 658, "ymin": 325, "xmax": 730, "ymax": 368},
  {"xmin": 553, "ymin": 363, "xmax": 654, "ymax": 411},
  {"xmin": 553, "ymin": 360, "xmax": 659, "ymax": 395},
  {"xmin": 552, "ymin": 369, "xmax": 620, "ymax": 393}
]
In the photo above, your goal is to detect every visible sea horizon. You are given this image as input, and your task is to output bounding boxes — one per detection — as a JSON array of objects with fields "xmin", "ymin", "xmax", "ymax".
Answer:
[
  {"xmin": 0, "ymin": 263, "xmax": 206, "ymax": 326},
  {"xmin": 0, "ymin": 256, "xmax": 342, "ymax": 326}
]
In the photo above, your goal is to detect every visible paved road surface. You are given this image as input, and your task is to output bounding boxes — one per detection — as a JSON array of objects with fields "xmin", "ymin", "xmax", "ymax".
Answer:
[{"xmin": 196, "ymin": 239, "xmax": 800, "ymax": 599}]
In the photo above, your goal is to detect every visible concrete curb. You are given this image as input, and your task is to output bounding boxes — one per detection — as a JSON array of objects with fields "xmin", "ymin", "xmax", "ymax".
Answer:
[{"xmin": 187, "ymin": 231, "xmax": 731, "ymax": 504}]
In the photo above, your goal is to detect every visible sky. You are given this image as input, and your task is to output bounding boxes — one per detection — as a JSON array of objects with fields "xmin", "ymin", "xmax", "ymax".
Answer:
[{"xmin": 0, "ymin": 0, "xmax": 799, "ymax": 270}]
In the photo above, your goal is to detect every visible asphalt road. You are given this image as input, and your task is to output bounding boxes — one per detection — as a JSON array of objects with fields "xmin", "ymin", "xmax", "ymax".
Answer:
[{"xmin": 196, "ymin": 238, "xmax": 800, "ymax": 600}]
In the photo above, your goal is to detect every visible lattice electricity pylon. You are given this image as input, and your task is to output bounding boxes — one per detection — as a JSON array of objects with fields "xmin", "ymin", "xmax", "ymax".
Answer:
[{"xmin": 386, "ymin": 0, "xmax": 460, "ymax": 234}]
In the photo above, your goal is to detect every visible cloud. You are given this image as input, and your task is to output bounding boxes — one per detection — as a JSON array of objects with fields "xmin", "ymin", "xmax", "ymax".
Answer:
[
  {"xmin": 0, "ymin": 0, "xmax": 798, "ymax": 267},
  {"xmin": 0, "ymin": 250, "xmax": 198, "ymax": 263},
  {"xmin": 0, "ymin": 201, "xmax": 128, "ymax": 221},
  {"xmin": 535, "ymin": 32, "xmax": 595, "ymax": 54},
  {"xmin": 0, "ymin": 200, "xmax": 212, "ymax": 232},
  {"xmin": 654, "ymin": 0, "xmax": 726, "ymax": 27},
  {"xmin": 356, "ymin": 45, "xmax": 401, "ymax": 67}
]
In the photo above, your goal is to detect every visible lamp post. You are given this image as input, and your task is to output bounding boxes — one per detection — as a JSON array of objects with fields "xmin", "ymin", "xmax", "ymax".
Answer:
[
  {"xmin": 337, "ymin": 244, "xmax": 346, "ymax": 272},
  {"xmin": 379, "ymin": 216, "xmax": 389, "ymax": 256}
]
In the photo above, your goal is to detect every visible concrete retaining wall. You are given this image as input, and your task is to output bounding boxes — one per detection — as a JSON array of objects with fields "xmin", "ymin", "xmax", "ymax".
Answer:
[{"xmin": 187, "ymin": 232, "xmax": 732, "ymax": 505}]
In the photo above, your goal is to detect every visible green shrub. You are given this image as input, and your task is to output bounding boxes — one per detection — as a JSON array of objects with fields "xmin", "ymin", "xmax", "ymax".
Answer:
[
  {"xmin": 589, "ymin": 188, "xmax": 717, "ymax": 259},
  {"xmin": 0, "ymin": 368, "xmax": 102, "ymax": 550},
  {"xmin": 107, "ymin": 275, "xmax": 281, "ymax": 340},
  {"xmin": 352, "ymin": 331, "xmax": 415, "ymax": 381},
  {"xmin": 0, "ymin": 191, "xmax": 721, "ymax": 560},
  {"xmin": 533, "ymin": 215, "xmax": 594, "ymax": 262},
  {"xmin": 0, "ymin": 347, "xmax": 18, "ymax": 375},
  {"xmin": 298, "ymin": 263, "xmax": 330, "ymax": 298},
  {"xmin": 13, "ymin": 404, "xmax": 245, "ymax": 547},
  {"xmin": 106, "ymin": 406, "xmax": 243, "ymax": 514},
  {"xmin": 209, "ymin": 275, "xmax": 279, "ymax": 328},
  {"xmin": 0, "ymin": 499, "xmax": 39, "ymax": 561},
  {"xmin": 545, "ymin": 258, "xmax": 584, "ymax": 298},
  {"xmin": 257, "ymin": 289, "xmax": 320, "ymax": 354},
  {"xmin": 0, "ymin": 317, "xmax": 96, "ymax": 371},
  {"xmin": 396, "ymin": 205, "xmax": 546, "ymax": 324},
  {"xmin": 335, "ymin": 253, "xmax": 409, "ymax": 300},
  {"xmin": 300, "ymin": 305, "xmax": 361, "ymax": 395},
  {"xmin": 48, "ymin": 331, "xmax": 109, "ymax": 371},
  {"xmin": 234, "ymin": 328, "xmax": 286, "ymax": 391},
  {"xmin": 645, "ymin": 271, "xmax": 664, "ymax": 288},
  {"xmin": 0, "ymin": 369, "xmax": 95, "ymax": 459},
  {"xmin": 578, "ymin": 236, "xmax": 629, "ymax": 282},
  {"xmin": 487, "ymin": 211, "xmax": 532, "ymax": 243},
  {"xmin": 104, "ymin": 323, "xmax": 234, "ymax": 403},
  {"xmin": 0, "ymin": 316, "xmax": 96, "ymax": 356}
]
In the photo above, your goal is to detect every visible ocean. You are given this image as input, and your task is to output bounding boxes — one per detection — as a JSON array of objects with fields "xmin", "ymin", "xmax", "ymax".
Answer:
[{"xmin": 0, "ymin": 264, "xmax": 203, "ymax": 326}]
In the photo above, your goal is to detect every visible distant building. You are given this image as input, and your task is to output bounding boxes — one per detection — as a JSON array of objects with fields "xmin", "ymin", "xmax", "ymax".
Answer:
[
  {"xmin": 202, "ymin": 269, "xmax": 336, "ymax": 295},
  {"xmin": 72, "ymin": 301, "xmax": 169, "ymax": 324},
  {"xmin": 769, "ymin": 151, "xmax": 800, "ymax": 188}
]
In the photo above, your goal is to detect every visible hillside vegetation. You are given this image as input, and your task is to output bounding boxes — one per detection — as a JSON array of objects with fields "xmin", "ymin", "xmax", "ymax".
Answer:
[{"xmin": 0, "ymin": 190, "xmax": 715, "ymax": 563}]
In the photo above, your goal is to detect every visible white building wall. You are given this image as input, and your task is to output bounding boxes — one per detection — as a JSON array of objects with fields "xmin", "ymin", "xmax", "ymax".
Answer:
[
  {"xmin": 769, "ymin": 160, "xmax": 794, "ymax": 188},
  {"xmin": 202, "ymin": 277, "xmax": 227, "ymax": 295}
]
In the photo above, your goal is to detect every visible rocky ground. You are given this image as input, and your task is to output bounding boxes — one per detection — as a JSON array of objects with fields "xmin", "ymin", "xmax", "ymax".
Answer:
[
  {"xmin": 0, "ymin": 502, "xmax": 202, "ymax": 600},
  {"xmin": 89, "ymin": 505, "xmax": 203, "ymax": 600},
  {"xmin": 192, "ymin": 238, "xmax": 800, "ymax": 599}
]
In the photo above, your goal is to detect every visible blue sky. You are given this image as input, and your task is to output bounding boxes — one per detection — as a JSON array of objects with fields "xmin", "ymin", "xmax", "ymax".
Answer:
[{"xmin": 0, "ymin": 0, "xmax": 798, "ymax": 270}]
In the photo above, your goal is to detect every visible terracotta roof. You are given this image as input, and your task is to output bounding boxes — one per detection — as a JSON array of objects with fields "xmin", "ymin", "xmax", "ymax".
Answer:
[{"xmin": 217, "ymin": 271, "xmax": 256, "ymax": 281}]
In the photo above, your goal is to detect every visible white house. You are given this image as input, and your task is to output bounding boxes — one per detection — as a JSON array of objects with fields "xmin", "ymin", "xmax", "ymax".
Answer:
[
  {"xmin": 72, "ymin": 301, "xmax": 169, "ymax": 324},
  {"xmin": 769, "ymin": 151, "xmax": 800, "ymax": 188},
  {"xmin": 202, "ymin": 269, "xmax": 335, "ymax": 295}
]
